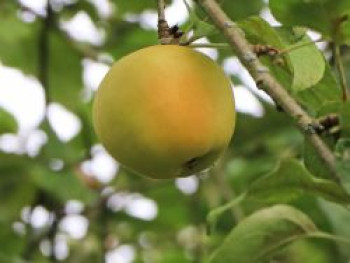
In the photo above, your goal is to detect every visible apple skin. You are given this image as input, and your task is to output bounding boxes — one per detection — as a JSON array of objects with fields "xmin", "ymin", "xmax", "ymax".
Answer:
[{"xmin": 93, "ymin": 45, "xmax": 235, "ymax": 179}]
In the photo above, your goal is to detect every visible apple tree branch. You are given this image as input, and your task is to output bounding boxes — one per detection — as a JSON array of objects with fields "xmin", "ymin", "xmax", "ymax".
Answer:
[{"xmin": 195, "ymin": 0, "xmax": 340, "ymax": 182}]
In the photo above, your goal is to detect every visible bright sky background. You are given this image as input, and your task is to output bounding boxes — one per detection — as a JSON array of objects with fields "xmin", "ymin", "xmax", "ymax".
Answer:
[{"xmin": 1, "ymin": 0, "xmax": 282, "ymax": 261}]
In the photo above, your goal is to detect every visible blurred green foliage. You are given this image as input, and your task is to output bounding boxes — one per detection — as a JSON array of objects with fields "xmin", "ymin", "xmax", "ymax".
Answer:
[{"xmin": 0, "ymin": 0, "xmax": 350, "ymax": 262}]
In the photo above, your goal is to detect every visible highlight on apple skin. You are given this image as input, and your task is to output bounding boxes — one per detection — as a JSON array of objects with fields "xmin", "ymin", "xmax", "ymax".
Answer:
[{"xmin": 93, "ymin": 45, "xmax": 236, "ymax": 179}]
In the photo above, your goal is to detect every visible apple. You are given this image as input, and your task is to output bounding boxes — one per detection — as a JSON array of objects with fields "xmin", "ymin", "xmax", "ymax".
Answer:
[{"xmin": 93, "ymin": 45, "xmax": 235, "ymax": 179}]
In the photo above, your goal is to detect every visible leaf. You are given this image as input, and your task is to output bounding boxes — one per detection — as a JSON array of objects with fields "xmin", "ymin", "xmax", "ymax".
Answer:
[
  {"xmin": 318, "ymin": 199, "xmax": 350, "ymax": 259},
  {"xmin": 288, "ymin": 35, "xmax": 326, "ymax": 91},
  {"xmin": 0, "ymin": 12, "xmax": 83, "ymax": 111},
  {"xmin": 0, "ymin": 106, "xmax": 18, "ymax": 134},
  {"xmin": 76, "ymin": 100, "xmax": 98, "ymax": 149},
  {"xmin": 269, "ymin": 0, "xmax": 350, "ymax": 44},
  {"xmin": 240, "ymin": 18, "xmax": 325, "ymax": 92},
  {"xmin": 207, "ymin": 205, "xmax": 318, "ymax": 263},
  {"xmin": 183, "ymin": 0, "xmax": 216, "ymax": 41},
  {"xmin": 60, "ymin": 1, "xmax": 99, "ymax": 21},
  {"xmin": 0, "ymin": 221, "xmax": 25, "ymax": 260},
  {"xmin": 239, "ymin": 17, "xmax": 293, "ymax": 91},
  {"xmin": 296, "ymin": 63, "xmax": 341, "ymax": 112},
  {"xmin": 207, "ymin": 159, "xmax": 350, "ymax": 231},
  {"xmin": 31, "ymin": 165, "xmax": 97, "ymax": 204},
  {"xmin": 49, "ymin": 31, "xmax": 83, "ymax": 110},
  {"xmin": 275, "ymin": 27, "xmax": 327, "ymax": 92},
  {"xmin": 220, "ymin": 0, "xmax": 265, "ymax": 21},
  {"xmin": 247, "ymin": 159, "xmax": 350, "ymax": 205},
  {"xmin": 341, "ymin": 20, "xmax": 350, "ymax": 45},
  {"xmin": 39, "ymin": 120, "xmax": 86, "ymax": 164},
  {"xmin": 340, "ymin": 101, "xmax": 350, "ymax": 137},
  {"xmin": 281, "ymin": 239, "xmax": 336, "ymax": 263},
  {"xmin": 112, "ymin": 0, "xmax": 158, "ymax": 15},
  {"xmin": 105, "ymin": 24, "xmax": 158, "ymax": 60},
  {"xmin": 239, "ymin": 17, "xmax": 340, "ymax": 107},
  {"xmin": 0, "ymin": 11, "xmax": 38, "ymax": 74},
  {"xmin": 335, "ymin": 103, "xmax": 350, "ymax": 179},
  {"xmin": 304, "ymin": 102, "xmax": 341, "ymax": 179},
  {"xmin": 0, "ymin": 153, "xmax": 36, "ymax": 221},
  {"xmin": 335, "ymin": 139, "xmax": 350, "ymax": 179},
  {"xmin": 146, "ymin": 181, "xmax": 192, "ymax": 230},
  {"xmin": 240, "ymin": 16, "xmax": 285, "ymax": 48}
]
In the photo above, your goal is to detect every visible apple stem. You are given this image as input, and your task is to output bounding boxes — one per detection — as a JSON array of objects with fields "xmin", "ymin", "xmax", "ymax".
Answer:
[
  {"xmin": 157, "ymin": 0, "xmax": 169, "ymax": 43},
  {"xmin": 157, "ymin": 0, "xmax": 182, "ymax": 44},
  {"xmin": 187, "ymin": 43, "xmax": 229, "ymax": 49}
]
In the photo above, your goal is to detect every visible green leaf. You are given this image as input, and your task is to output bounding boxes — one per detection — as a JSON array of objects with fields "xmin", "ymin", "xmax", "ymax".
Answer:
[
  {"xmin": 31, "ymin": 165, "xmax": 97, "ymax": 204},
  {"xmin": 146, "ymin": 181, "xmax": 192, "ymax": 230},
  {"xmin": 287, "ymin": 35, "xmax": 326, "ymax": 91},
  {"xmin": 112, "ymin": 0, "xmax": 157, "ymax": 15},
  {"xmin": 296, "ymin": 63, "xmax": 341, "ymax": 113},
  {"xmin": 220, "ymin": 0, "xmax": 265, "ymax": 21},
  {"xmin": 282, "ymin": 239, "xmax": 337, "ymax": 263},
  {"xmin": 197, "ymin": 0, "xmax": 265, "ymax": 50},
  {"xmin": 0, "ymin": 11, "xmax": 38, "ymax": 74},
  {"xmin": 240, "ymin": 18, "xmax": 325, "ymax": 92},
  {"xmin": 0, "ymin": 221, "xmax": 25, "ymax": 260},
  {"xmin": 49, "ymin": 31, "xmax": 83, "ymax": 110},
  {"xmin": 39, "ymin": 120, "xmax": 86, "ymax": 164},
  {"xmin": 239, "ymin": 17, "xmax": 293, "ymax": 91},
  {"xmin": 318, "ymin": 199, "xmax": 350, "ymax": 259},
  {"xmin": 336, "ymin": 103, "xmax": 350, "ymax": 178},
  {"xmin": 239, "ymin": 17, "xmax": 340, "ymax": 106},
  {"xmin": 339, "ymin": 19, "xmax": 350, "ymax": 45},
  {"xmin": 0, "ymin": 12, "xmax": 83, "ymax": 111},
  {"xmin": 335, "ymin": 139, "xmax": 350, "ymax": 179},
  {"xmin": 183, "ymin": 0, "xmax": 216, "ymax": 41},
  {"xmin": 269, "ymin": 0, "xmax": 350, "ymax": 44},
  {"xmin": 340, "ymin": 101, "xmax": 350, "ymax": 137},
  {"xmin": 240, "ymin": 16, "xmax": 285, "ymax": 48},
  {"xmin": 304, "ymin": 102, "xmax": 341, "ymax": 179},
  {"xmin": 0, "ymin": 153, "xmax": 36, "ymax": 221},
  {"xmin": 207, "ymin": 159, "xmax": 350, "ymax": 231},
  {"xmin": 208, "ymin": 205, "xmax": 318, "ymax": 263},
  {"xmin": 0, "ymin": 106, "xmax": 18, "ymax": 134},
  {"xmin": 60, "ymin": 1, "xmax": 99, "ymax": 21},
  {"xmin": 247, "ymin": 159, "xmax": 350, "ymax": 205},
  {"xmin": 105, "ymin": 24, "xmax": 158, "ymax": 60},
  {"xmin": 76, "ymin": 100, "xmax": 98, "ymax": 149},
  {"xmin": 275, "ymin": 27, "xmax": 327, "ymax": 93}
]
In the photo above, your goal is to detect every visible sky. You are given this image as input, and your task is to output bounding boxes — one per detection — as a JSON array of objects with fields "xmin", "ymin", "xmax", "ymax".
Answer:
[{"xmin": 0, "ymin": 0, "xmax": 280, "ymax": 261}]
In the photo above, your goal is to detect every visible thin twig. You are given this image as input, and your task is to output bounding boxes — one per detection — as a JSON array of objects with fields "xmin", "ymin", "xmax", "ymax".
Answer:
[
  {"xmin": 180, "ymin": 35, "xmax": 205, "ymax": 45},
  {"xmin": 195, "ymin": 0, "xmax": 340, "ymax": 182},
  {"xmin": 157, "ymin": 0, "xmax": 166, "ymax": 23},
  {"xmin": 334, "ymin": 44, "xmax": 349, "ymax": 101},
  {"xmin": 187, "ymin": 43, "xmax": 229, "ymax": 49}
]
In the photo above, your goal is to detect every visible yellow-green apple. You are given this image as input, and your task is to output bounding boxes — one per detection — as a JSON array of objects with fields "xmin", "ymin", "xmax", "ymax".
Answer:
[{"xmin": 93, "ymin": 45, "xmax": 235, "ymax": 179}]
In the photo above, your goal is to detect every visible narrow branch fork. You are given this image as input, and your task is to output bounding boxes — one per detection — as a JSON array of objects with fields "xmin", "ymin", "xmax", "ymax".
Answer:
[{"xmin": 196, "ymin": 0, "xmax": 339, "ymax": 181}]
